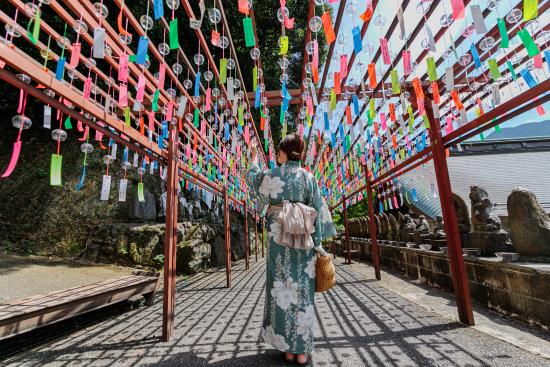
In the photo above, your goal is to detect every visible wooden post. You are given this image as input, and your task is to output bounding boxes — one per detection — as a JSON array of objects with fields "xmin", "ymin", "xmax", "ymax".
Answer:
[
  {"xmin": 254, "ymin": 213, "xmax": 259, "ymax": 262},
  {"xmin": 342, "ymin": 196, "xmax": 352, "ymax": 264},
  {"xmin": 224, "ymin": 187, "xmax": 231, "ymax": 288},
  {"xmin": 365, "ymin": 167, "xmax": 381, "ymax": 280},
  {"xmin": 243, "ymin": 202, "xmax": 249, "ymax": 270},
  {"xmin": 425, "ymin": 102, "xmax": 475, "ymax": 326},
  {"xmin": 261, "ymin": 219, "xmax": 265, "ymax": 258},
  {"xmin": 162, "ymin": 122, "xmax": 179, "ymax": 342}
]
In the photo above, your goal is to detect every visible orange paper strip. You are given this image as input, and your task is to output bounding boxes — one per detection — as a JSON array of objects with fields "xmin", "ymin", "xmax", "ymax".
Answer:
[
  {"xmin": 368, "ymin": 63, "xmax": 377, "ymax": 89},
  {"xmin": 322, "ymin": 12, "xmax": 336, "ymax": 44},
  {"xmin": 451, "ymin": 90, "xmax": 464, "ymax": 110},
  {"xmin": 431, "ymin": 82, "xmax": 440, "ymax": 104},
  {"xmin": 412, "ymin": 77, "xmax": 424, "ymax": 100}
]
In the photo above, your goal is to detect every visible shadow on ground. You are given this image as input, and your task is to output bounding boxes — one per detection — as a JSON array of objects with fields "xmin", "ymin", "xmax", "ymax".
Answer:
[{"xmin": 2, "ymin": 260, "xmax": 549, "ymax": 367}]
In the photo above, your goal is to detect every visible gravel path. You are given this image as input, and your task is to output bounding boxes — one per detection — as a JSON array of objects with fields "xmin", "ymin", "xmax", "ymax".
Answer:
[
  {"xmin": 3, "ymin": 258, "xmax": 550, "ymax": 366},
  {"xmin": 0, "ymin": 255, "xmax": 133, "ymax": 302}
]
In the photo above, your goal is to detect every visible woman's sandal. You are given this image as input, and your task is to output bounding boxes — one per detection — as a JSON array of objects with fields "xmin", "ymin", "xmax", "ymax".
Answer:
[
  {"xmin": 282, "ymin": 352, "xmax": 295, "ymax": 363},
  {"xmin": 296, "ymin": 354, "xmax": 310, "ymax": 365}
]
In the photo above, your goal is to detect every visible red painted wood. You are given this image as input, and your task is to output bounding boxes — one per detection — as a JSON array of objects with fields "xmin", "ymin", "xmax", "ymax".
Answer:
[
  {"xmin": 163, "ymin": 122, "xmax": 179, "ymax": 341},
  {"xmin": 244, "ymin": 203, "xmax": 250, "ymax": 271},
  {"xmin": 365, "ymin": 172, "xmax": 382, "ymax": 281},
  {"xmin": 342, "ymin": 196, "xmax": 352, "ymax": 264},
  {"xmin": 425, "ymin": 101, "xmax": 475, "ymax": 326},
  {"xmin": 224, "ymin": 188, "xmax": 232, "ymax": 288}
]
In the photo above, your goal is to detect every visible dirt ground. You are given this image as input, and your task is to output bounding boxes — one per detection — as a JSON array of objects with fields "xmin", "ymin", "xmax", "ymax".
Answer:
[{"xmin": 0, "ymin": 255, "xmax": 134, "ymax": 302}]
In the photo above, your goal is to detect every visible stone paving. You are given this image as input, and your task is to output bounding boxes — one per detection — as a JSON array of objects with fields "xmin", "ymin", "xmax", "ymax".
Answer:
[{"xmin": 3, "ymin": 258, "xmax": 550, "ymax": 367}]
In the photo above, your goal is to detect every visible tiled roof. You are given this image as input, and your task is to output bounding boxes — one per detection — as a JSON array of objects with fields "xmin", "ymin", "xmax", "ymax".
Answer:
[{"xmin": 401, "ymin": 151, "xmax": 550, "ymax": 218}]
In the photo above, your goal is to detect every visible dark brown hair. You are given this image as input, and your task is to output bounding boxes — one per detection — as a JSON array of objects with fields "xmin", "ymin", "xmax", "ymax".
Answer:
[{"xmin": 278, "ymin": 134, "xmax": 305, "ymax": 161}]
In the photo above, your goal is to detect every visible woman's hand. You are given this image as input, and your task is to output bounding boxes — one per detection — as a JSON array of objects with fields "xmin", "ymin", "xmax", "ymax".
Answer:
[{"xmin": 250, "ymin": 141, "xmax": 258, "ymax": 164}]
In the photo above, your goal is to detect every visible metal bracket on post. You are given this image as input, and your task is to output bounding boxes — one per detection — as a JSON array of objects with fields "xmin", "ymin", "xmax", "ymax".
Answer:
[
  {"xmin": 364, "ymin": 167, "xmax": 381, "ymax": 280},
  {"xmin": 162, "ymin": 122, "xmax": 179, "ymax": 342},
  {"xmin": 425, "ymin": 99, "xmax": 475, "ymax": 326},
  {"xmin": 224, "ymin": 187, "xmax": 231, "ymax": 288}
]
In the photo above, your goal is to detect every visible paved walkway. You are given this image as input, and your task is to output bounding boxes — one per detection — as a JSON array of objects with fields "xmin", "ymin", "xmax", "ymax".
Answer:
[{"xmin": 3, "ymin": 258, "xmax": 550, "ymax": 367}]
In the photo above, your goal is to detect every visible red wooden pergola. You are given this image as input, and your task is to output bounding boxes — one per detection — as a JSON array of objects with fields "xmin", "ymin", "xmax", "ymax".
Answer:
[{"xmin": 0, "ymin": 0, "xmax": 547, "ymax": 341}]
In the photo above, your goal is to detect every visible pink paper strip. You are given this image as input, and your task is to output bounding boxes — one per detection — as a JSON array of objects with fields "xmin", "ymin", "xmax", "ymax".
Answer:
[
  {"xmin": 403, "ymin": 50, "xmax": 412, "ymax": 75},
  {"xmin": 244, "ymin": 125, "xmax": 250, "ymax": 143},
  {"xmin": 77, "ymin": 120, "xmax": 84, "ymax": 132},
  {"xmin": 340, "ymin": 55, "xmax": 348, "ymax": 78},
  {"xmin": 69, "ymin": 43, "xmax": 81, "ymax": 69},
  {"xmin": 83, "ymin": 77, "xmax": 92, "ymax": 99},
  {"xmin": 306, "ymin": 96, "xmax": 313, "ymax": 116},
  {"xmin": 313, "ymin": 40, "xmax": 319, "ymax": 69},
  {"xmin": 205, "ymin": 87, "xmax": 212, "ymax": 111},
  {"xmin": 445, "ymin": 116, "xmax": 454, "ymax": 133},
  {"xmin": 1, "ymin": 140, "xmax": 22, "ymax": 178},
  {"xmin": 451, "ymin": 0, "xmax": 465, "ymax": 20},
  {"xmin": 118, "ymin": 54, "xmax": 129, "ymax": 83},
  {"xmin": 380, "ymin": 112, "xmax": 387, "ymax": 130},
  {"xmin": 166, "ymin": 100, "xmax": 174, "ymax": 122},
  {"xmin": 534, "ymin": 54, "xmax": 543, "ymax": 69},
  {"xmin": 380, "ymin": 38, "xmax": 391, "ymax": 65},
  {"xmin": 186, "ymin": 144, "xmax": 191, "ymax": 159},
  {"xmin": 118, "ymin": 83, "xmax": 128, "ymax": 107},
  {"xmin": 158, "ymin": 63, "xmax": 166, "ymax": 90},
  {"xmin": 78, "ymin": 126, "xmax": 89, "ymax": 141},
  {"xmin": 298, "ymin": 124, "xmax": 304, "ymax": 136},
  {"xmin": 148, "ymin": 111, "xmax": 155, "ymax": 131},
  {"xmin": 536, "ymin": 104, "xmax": 545, "ymax": 116},
  {"xmin": 136, "ymin": 75, "xmax": 146, "ymax": 102}
]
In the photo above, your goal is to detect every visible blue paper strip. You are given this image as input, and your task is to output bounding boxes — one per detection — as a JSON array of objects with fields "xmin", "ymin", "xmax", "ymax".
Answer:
[
  {"xmin": 55, "ymin": 57, "xmax": 66, "ymax": 80},
  {"xmin": 520, "ymin": 69, "xmax": 537, "ymax": 88},
  {"xmin": 352, "ymin": 26, "xmax": 362, "ymax": 54},
  {"xmin": 324, "ymin": 112, "xmax": 330, "ymax": 131},
  {"xmin": 194, "ymin": 72, "xmax": 201, "ymax": 97},
  {"xmin": 338, "ymin": 124, "xmax": 344, "ymax": 139},
  {"xmin": 75, "ymin": 165, "xmax": 87, "ymax": 191},
  {"xmin": 224, "ymin": 122, "xmax": 230, "ymax": 141},
  {"xmin": 154, "ymin": 0, "xmax": 164, "ymax": 20},
  {"xmin": 331, "ymin": 132, "xmax": 336, "ymax": 147},
  {"xmin": 470, "ymin": 43, "xmax": 481, "ymax": 69},
  {"xmin": 135, "ymin": 36, "xmax": 149, "ymax": 65},
  {"xmin": 352, "ymin": 94, "xmax": 359, "ymax": 115},
  {"xmin": 255, "ymin": 87, "xmax": 261, "ymax": 108},
  {"xmin": 545, "ymin": 51, "xmax": 550, "ymax": 71}
]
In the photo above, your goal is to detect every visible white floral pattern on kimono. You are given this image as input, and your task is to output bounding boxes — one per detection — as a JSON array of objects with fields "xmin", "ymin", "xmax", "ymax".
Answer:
[{"xmin": 246, "ymin": 160, "xmax": 336, "ymax": 354}]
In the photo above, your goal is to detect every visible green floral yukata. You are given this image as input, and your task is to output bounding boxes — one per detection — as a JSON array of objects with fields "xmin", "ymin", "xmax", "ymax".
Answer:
[{"xmin": 246, "ymin": 160, "xmax": 336, "ymax": 355}]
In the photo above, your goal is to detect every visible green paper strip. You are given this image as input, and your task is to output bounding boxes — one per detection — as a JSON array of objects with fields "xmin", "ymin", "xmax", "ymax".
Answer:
[
  {"xmin": 259, "ymin": 107, "xmax": 267, "ymax": 118},
  {"xmin": 422, "ymin": 114, "xmax": 430, "ymax": 129},
  {"xmin": 137, "ymin": 182, "xmax": 145, "ymax": 202},
  {"xmin": 238, "ymin": 106, "xmax": 244, "ymax": 126},
  {"xmin": 64, "ymin": 116, "xmax": 72, "ymax": 129},
  {"xmin": 152, "ymin": 89, "xmax": 160, "ymax": 112},
  {"xmin": 524, "ymin": 0, "xmax": 538, "ymax": 21},
  {"xmin": 279, "ymin": 36, "xmax": 289, "ymax": 55},
  {"xmin": 497, "ymin": 18, "xmax": 509, "ymax": 48},
  {"xmin": 330, "ymin": 89, "xmax": 336, "ymax": 110},
  {"xmin": 219, "ymin": 58, "xmax": 227, "ymax": 84},
  {"xmin": 487, "ymin": 59, "xmax": 501, "ymax": 81},
  {"xmin": 124, "ymin": 107, "xmax": 131, "ymax": 127},
  {"xmin": 506, "ymin": 61, "xmax": 517, "ymax": 80},
  {"xmin": 369, "ymin": 98, "xmax": 375, "ymax": 118},
  {"xmin": 193, "ymin": 108, "xmax": 199, "ymax": 128},
  {"xmin": 243, "ymin": 17, "xmax": 255, "ymax": 47},
  {"xmin": 479, "ymin": 132, "xmax": 485, "ymax": 141},
  {"xmin": 169, "ymin": 18, "xmax": 179, "ymax": 50},
  {"xmin": 390, "ymin": 69, "xmax": 400, "ymax": 94},
  {"xmin": 27, "ymin": 11, "xmax": 41, "ymax": 45},
  {"xmin": 518, "ymin": 29, "xmax": 540, "ymax": 57},
  {"xmin": 50, "ymin": 154, "xmax": 62, "ymax": 186},
  {"xmin": 494, "ymin": 125, "xmax": 502, "ymax": 133},
  {"xmin": 253, "ymin": 66, "xmax": 258, "ymax": 91},
  {"xmin": 407, "ymin": 106, "xmax": 414, "ymax": 134},
  {"xmin": 426, "ymin": 57, "xmax": 437, "ymax": 81}
]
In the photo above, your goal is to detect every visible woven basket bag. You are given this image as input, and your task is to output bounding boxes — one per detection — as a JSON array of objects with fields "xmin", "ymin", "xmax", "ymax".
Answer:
[{"xmin": 315, "ymin": 254, "xmax": 336, "ymax": 292}]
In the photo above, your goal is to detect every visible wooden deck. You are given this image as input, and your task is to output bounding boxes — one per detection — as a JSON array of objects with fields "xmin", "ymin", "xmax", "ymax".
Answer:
[{"xmin": 0, "ymin": 271, "xmax": 160, "ymax": 339}]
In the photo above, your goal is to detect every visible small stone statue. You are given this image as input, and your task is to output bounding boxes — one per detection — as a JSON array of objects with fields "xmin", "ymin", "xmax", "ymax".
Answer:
[
  {"xmin": 413, "ymin": 215, "xmax": 431, "ymax": 244},
  {"xmin": 401, "ymin": 214, "xmax": 416, "ymax": 242},
  {"xmin": 432, "ymin": 215, "xmax": 446, "ymax": 239},
  {"xmin": 469, "ymin": 186, "xmax": 502, "ymax": 232},
  {"xmin": 452, "ymin": 193, "xmax": 471, "ymax": 233}
]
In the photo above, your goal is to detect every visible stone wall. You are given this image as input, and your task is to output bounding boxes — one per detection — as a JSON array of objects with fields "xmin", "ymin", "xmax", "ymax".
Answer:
[
  {"xmin": 341, "ymin": 237, "xmax": 550, "ymax": 331},
  {"xmin": 84, "ymin": 218, "xmax": 259, "ymax": 275}
]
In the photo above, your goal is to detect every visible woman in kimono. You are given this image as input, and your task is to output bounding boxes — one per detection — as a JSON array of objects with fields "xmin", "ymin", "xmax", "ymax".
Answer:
[{"xmin": 246, "ymin": 134, "xmax": 336, "ymax": 365}]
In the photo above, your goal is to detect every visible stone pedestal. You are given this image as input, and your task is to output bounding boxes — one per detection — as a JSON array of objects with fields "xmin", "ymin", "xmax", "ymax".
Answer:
[{"xmin": 466, "ymin": 231, "xmax": 514, "ymax": 256}]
